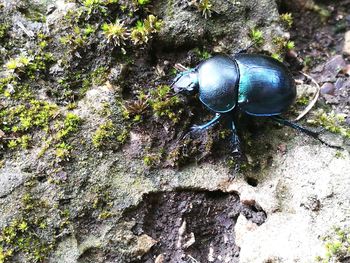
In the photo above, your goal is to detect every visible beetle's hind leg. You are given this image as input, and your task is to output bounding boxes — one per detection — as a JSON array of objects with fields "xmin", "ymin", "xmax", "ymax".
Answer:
[
  {"xmin": 190, "ymin": 113, "xmax": 222, "ymax": 132},
  {"xmin": 270, "ymin": 115, "xmax": 319, "ymax": 138},
  {"xmin": 270, "ymin": 115, "xmax": 343, "ymax": 149}
]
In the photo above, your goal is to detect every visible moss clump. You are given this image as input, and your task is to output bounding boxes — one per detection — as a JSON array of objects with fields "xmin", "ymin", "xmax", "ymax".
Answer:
[
  {"xmin": 91, "ymin": 186, "xmax": 113, "ymax": 220},
  {"xmin": 273, "ymin": 36, "xmax": 295, "ymax": 52},
  {"xmin": 130, "ymin": 15, "xmax": 163, "ymax": 45},
  {"xmin": 280, "ymin": 13, "xmax": 293, "ymax": 28},
  {"xmin": 197, "ymin": 0, "xmax": 213, "ymax": 19},
  {"xmin": 149, "ymin": 85, "xmax": 182, "ymax": 123},
  {"xmin": 56, "ymin": 113, "xmax": 81, "ymax": 140},
  {"xmin": 307, "ymin": 109, "xmax": 350, "ymax": 138},
  {"xmin": 0, "ymin": 23, "xmax": 9, "ymax": 40},
  {"xmin": 92, "ymin": 120, "xmax": 116, "ymax": 148},
  {"xmin": 123, "ymin": 85, "xmax": 182, "ymax": 124},
  {"xmin": 0, "ymin": 100, "xmax": 58, "ymax": 134},
  {"xmin": 194, "ymin": 48, "xmax": 211, "ymax": 60},
  {"xmin": 0, "ymin": 98, "xmax": 82, "ymax": 161},
  {"xmin": 123, "ymin": 93, "xmax": 148, "ymax": 121},
  {"xmin": 102, "ymin": 20, "xmax": 129, "ymax": 46},
  {"xmin": 4, "ymin": 53, "xmax": 55, "ymax": 80},
  {"xmin": 0, "ymin": 193, "xmax": 59, "ymax": 263},
  {"xmin": 249, "ymin": 28, "xmax": 264, "ymax": 46},
  {"xmin": 92, "ymin": 120, "xmax": 128, "ymax": 149},
  {"xmin": 316, "ymin": 227, "xmax": 350, "ymax": 262},
  {"xmin": 143, "ymin": 153, "xmax": 161, "ymax": 167}
]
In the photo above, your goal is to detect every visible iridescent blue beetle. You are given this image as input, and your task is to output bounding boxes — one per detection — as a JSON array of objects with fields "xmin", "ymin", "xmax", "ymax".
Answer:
[{"xmin": 171, "ymin": 54, "xmax": 320, "ymax": 153}]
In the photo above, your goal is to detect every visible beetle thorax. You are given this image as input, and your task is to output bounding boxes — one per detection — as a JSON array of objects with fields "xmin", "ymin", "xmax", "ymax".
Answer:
[{"xmin": 197, "ymin": 55, "xmax": 240, "ymax": 113}]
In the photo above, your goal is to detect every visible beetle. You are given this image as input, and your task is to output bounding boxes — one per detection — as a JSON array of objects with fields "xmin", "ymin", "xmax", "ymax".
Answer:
[{"xmin": 171, "ymin": 53, "xmax": 321, "ymax": 154}]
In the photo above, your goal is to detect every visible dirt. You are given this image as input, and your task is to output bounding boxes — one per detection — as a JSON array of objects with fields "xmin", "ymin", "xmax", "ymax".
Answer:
[
  {"xmin": 282, "ymin": 0, "xmax": 350, "ymax": 124},
  {"xmin": 121, "ymin": 190, "xmax": 266, "ymax": 263}
]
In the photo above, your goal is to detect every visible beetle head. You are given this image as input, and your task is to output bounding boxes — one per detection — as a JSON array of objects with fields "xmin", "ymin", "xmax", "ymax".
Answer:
[{"xmin": 171, "ymin": 69, "xmax": 199, "ymax": 94}]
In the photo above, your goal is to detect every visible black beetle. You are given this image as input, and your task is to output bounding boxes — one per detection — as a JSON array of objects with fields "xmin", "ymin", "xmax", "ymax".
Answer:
[{"xmin": 171, "ymin": 53, "xmax": 321, "ymax": 154}]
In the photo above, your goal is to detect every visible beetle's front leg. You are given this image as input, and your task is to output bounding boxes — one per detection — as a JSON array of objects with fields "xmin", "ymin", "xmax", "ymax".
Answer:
[
  {"xmin": 190, "ymin": 113, "xmax": 222, "ymax": 132},
  {"xmin": 230, "ymin": 120, "xmax": 242, "ymax": 156}
]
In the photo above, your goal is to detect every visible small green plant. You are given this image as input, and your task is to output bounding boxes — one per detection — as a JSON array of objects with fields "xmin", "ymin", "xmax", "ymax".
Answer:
[
  {"xmin": 55, "ymin": 142, "xmax": 72, "ymax": 161},
  {"xmin": 143, "ymin": 154, "xmax": 160, "ymax": 167},
  {"xmin": 92, "ymin": 120, "xmax": 117, "ymax": 148},
  {"xmin": 0, "ymin": 100, "xmax": 58, "ymax": 133},
  {"xmin": 249, "ymin": 28, "xmax": 264, "ymax": 46},
  {"xmin": 316, "ymin": 227, "xmax": 350, "ymax": 262},
  {"xmin": 137, "ymin": 0, "xmax": 151, "ymax": 5},
  {"xmin": 83, "ymin": 0, "xmax": 106, "ymax": 14},
  {"xmin": 84, "ymin": 24, "xmax": 96, "ymax": 36},
  {"xmin": 273, "ymin": 36, "xmax": 295, "ymax": 51},
  {"xmin": 149, "ymin": 85, "xmax": 182, "ymax": 123},
  {"xmin": 130, "ymin": 21, "xmax": 149, "ymax": 45},
  {"xmin": 280, "ymin": 13, "xmax": 293, "ymax": 28},
  {"xmin": 0, "ymin": 23, "xmax": 9, "ymax": 39},
  {"xmin": 308, "ymin": 109, "xmax": 350, "ymax": 138},
  {"xmin": 102, "ymin": 20, "xmax": 129, "ymax": 46},
  {"xmin": 123, "ymin": 95, "xmax": 149, "ymax": 119},
  {"xmin": 194, "ymin": 48, "xmax": 211, "ymax": 59},
  {"xmin": 130, "ymin": 15, "xmax": 162, "ymax": 45},
  {"xmin": 285, "ymin": 41, "xmax": 295, "ymax": 50},
  {"xmin": 5, "ymin": 56, "xmax": 31, "ymax": 71},
  {"xmin": 271, "ymin": 53, "xmax": 283, "ymax": 62},
  {"xmin": 144, "ymin": 15, "xmax": 162, "ymax": 33},
  {"xmin": 56, "ymin": 113, "xmax": 81, "ymax": 140},
  {"xmin": 198, "ymin": 0, "xmax": 213, "ymax": 19},
  {"xmin": 0, "ymin": 194, "xmax": 58, "ymax": 263}
]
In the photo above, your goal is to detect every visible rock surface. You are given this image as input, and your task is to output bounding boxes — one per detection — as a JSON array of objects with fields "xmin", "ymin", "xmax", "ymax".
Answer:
[
  {"xmin": 0, "ymin": 0, "xmax": 349, "ymax": 262},
  {"xmin": 344, "ymin": 31, "xmax": 350, "ymax": 56}
]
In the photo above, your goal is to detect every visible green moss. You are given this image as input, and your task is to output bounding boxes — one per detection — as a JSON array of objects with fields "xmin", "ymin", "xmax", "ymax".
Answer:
[
  {"xmin": 55, "ymin": 142, "xmax": 72, "ymax": 160},
  {"xmin": 130, "ymin": 15, "xmax": 162, "ymax": 45},
  {"xmin": 308, "ymin": 110, "xmax": 350, "ymax": 138},
  {"xmin": 0, "ymin": 193, "xmax": 59, "ymax": 263},
  {"xmin": 271, "ymin": 53, "xmax": 283, "ymax": 62},
  {"xmin": 92, "ymin": 120, "xmax": 129, "ymax": 149},
  {"xmin": 98, "ymin": 210, "xmax": 113, "ymax": 220},
  {"xmin": 56, "ymin": 113, "xmax": 82, "ymax": 140},
  {"xmin": 296, "ymin": 96, "xmax": 310, "ymax": 106},
  {"xmin": 273, "ymin": 36, "xmax": 295, "ymax": 55},
  {"xmin": 136, "ymin": 0, "xmax": 151, "ymax": 5},
  {"xmin": 91, "ymin": 186, "xmax": 113, "ymax": 219},
  {"xmin": 194, "ymin": 48, "xmax": 211, "ymax": 60},
  {"xmin": 5, "ymin": 53, "xmax": 55, "ymax": 80},
  {"xmin": 143, "ymin": 154, "xmax": 159, "ymax": 166},
  {"xmin": 249, "ymin": 28, "xmax": 264, "ymax": 46},
  {"xmin": 0, "ymin": 23, "xmax": 9, "ymax": 39},
  {"xmin": 102, "ymin": 20, "xmax": 128, "ymax": 46},
  {"xmin": 280, "ymin": 13, "xmax": 293, "ymax": 28},
  {"xmin": 149, "ymin": 85, "xmax": 182, "ymax": 123},
  {"xmin": 0, "ymin": 100, "xmax": 58, "ymax": 133},
  {"xmin": 197, "ymin": 0, "xmax": 213, "ymax": 19},
  {"xmin": 92, "ymin": 120, "xmax": 115, "ymax": 148},
  {"xmin": 316, "ymin": 227, "xmax": 350, "ymax": 262}
]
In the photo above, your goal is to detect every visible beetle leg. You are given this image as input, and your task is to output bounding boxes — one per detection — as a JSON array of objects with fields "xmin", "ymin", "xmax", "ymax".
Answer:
[
  {"xmin": 270, "ymin": 115, "xmax": 319, "ymax": 138},
  {"xmin": 230, "ymin": 120, "xmax": 242, "ymax": 156},
  {"xmin": 190, "ymin": 113, "xmax": 222, "ymax": 132}
]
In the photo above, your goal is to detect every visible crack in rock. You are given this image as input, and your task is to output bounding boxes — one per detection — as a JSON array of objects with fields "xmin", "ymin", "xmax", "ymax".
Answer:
[{"xmin": 122, "ymin": 190, "xmax": 267, "ymax": 262}]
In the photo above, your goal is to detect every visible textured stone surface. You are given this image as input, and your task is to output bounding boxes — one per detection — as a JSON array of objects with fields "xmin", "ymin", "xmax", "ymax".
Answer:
[
  {"xmin": 153, "ymin": 0, "xmax": 285, "ymax": 53},
  {"xmin": 1, "ymin": 0, "xmax": 349, "ymax": 262},
  {"xmin": 235, "ymin": 145, "xmax": 350, "ymax": 262}
]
